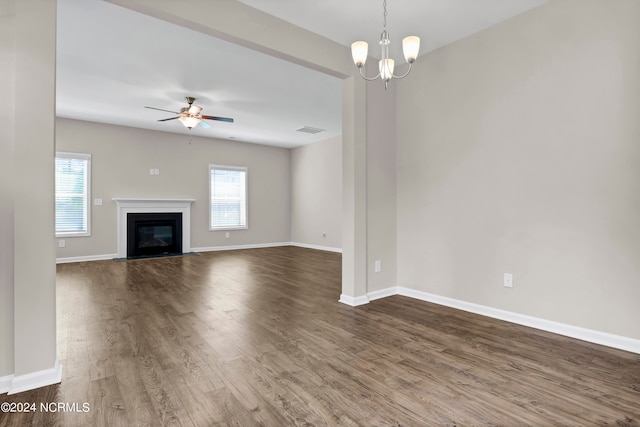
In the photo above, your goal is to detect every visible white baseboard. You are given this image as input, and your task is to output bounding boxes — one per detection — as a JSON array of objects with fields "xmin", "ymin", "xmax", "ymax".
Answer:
[
  {"xmin": 55, "ymin": 249, "xmax": 638, "ymax": 354},
  {"xmin": 393, "ymin": 287, "xmax": 640, "ymax": 355},
  {"xmin": 193, "ymin": 242, "xmax": 291, "ymax": 253},
  {"xmin": 56, "ymin": 253, "xmax": 118, "ymax": 264},
  {"xmin": 290, "ymin": 242, "xmax": 342, "ymax": 253},
  {"xmin": 348, "ymin": 286, "xmax": 640, "ymax": 354},
  {"xmin": 338, "ymin": 286, "xmax": 396, "ymax": 307},
  {"xmin": 196, "ymin": 242, "xmax": 342, "ymax": 253},
  {"xmin": 56, "ymin": 244, "xmax": 292, "ymax": 263},
  {"xmin": 367, "ymin": 286, "xmax": 398, "ymax": 301},
  {"xmin": 0, "ymin": 374, "xmax": 13, "ymax": 394},
  {"xmin": 6, "ymin": 358, "xmax": 63, "ymax": 395},
  {"xmin": 55, "ymin": 243, "xmax": 342, "ymax": 264},
  {"xmin": 339, "ymin": 293, "xmax": 370, "ymax": 306}
]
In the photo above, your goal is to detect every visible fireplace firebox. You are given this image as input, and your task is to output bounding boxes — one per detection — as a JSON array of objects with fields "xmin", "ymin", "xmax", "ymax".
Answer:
[{"xmin": 127, "ymin": 212, "xmax": 183, "ymax": 258}]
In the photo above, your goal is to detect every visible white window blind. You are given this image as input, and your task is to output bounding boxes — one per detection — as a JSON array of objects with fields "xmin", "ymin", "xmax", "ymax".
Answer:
[
  {"xmin": 209, "ymin": 165, "xmax": 247, "ymax": 230},
  {"xmin": 55, "ymin": 152, "xmax": 91, "ymax": 236}
]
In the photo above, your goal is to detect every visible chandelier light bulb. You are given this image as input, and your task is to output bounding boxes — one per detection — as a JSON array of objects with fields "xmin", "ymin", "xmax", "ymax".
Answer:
[
  {"xmin": 351, "ymin": 41, "xmax": 369, "ymax": 68},
  {"xmin": 379, "ymin": 58, "xmax": 395, "ymax": 82},
  {"xmin": 402, "ymin": 36, "xmax": 420, "ymax": 63}
]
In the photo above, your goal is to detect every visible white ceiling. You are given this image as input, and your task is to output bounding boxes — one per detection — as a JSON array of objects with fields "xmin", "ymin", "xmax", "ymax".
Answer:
[
  {"xmin": 56, "ymin": 0, "xmax": 548, "ymax": 148},
  {"xmin": 236, "ymin": 0, "xmax": 548, "ymax": 57}
]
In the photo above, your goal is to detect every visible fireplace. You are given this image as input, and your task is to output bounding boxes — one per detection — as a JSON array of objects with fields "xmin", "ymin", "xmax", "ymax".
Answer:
[
  {"xmin": 127, "ymin": 212, "xmax": 182, "ymax": 258},
  {"xmin": 113, "ymin": 198, "xmax": 195, "ymax": 259}
]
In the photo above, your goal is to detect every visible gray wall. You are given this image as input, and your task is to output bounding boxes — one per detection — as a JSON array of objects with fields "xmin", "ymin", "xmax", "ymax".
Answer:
[
  {"xmin": 396, "ymin": 0, "xmax": 640, "ymax": 339},
  {"xmin": 290, "ymin": 136, "xmax": 342, "ymax": 250},
  {"xmin": 55, "ymin": 118, "xmax": 292, "ymax": 259}
]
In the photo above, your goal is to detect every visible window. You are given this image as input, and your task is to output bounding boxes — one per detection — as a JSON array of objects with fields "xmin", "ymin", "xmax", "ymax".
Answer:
[
  {"xmin": 55, "ymin": 152, "xmax": 91, "ymax": 237},
  {"xmin": 209, "ymin": 165, "xmax": 247, "ymax": 230}
]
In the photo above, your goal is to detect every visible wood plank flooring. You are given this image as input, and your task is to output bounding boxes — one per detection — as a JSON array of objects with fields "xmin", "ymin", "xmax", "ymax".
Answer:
[{"xmin": 1, "ymin": 246, "xmax": 639, "ymax": 426}]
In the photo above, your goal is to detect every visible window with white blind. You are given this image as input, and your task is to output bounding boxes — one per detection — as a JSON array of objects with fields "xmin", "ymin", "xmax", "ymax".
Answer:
[
  {"xmin": 55, "ymin": 152, "xmax": 91, "ymax": 237},
  {"xmin": 209, "ymin": 165, "xmax": 248, "ymax": 231}
]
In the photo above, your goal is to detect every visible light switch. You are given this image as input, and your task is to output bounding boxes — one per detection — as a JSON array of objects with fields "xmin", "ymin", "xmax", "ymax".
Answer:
[
  {"xmin": 504, "ymin": 273, "xmax": 513, "ymax": 288},
  {"xmin": 94, "ymin": 198, "xmax": 103, "ymax": 206}
]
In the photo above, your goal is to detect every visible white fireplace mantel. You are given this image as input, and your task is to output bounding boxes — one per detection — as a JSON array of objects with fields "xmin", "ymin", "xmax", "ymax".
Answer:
[{"xmin": 113, "ymin": 198, "xmax": 195, "ymax": 258}]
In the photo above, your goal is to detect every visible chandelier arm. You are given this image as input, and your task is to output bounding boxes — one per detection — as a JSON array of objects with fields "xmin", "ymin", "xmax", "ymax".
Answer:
[
  {"xmin": 358, "ymin": 66, "xmax": 382, "ymax": 81},
  {"xmin": 391, "ymin": 62, "xmax": 413, "ymax": 80}
]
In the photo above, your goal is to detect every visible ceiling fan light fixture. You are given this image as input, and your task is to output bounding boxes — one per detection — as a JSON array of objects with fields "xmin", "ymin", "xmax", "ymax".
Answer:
[
  {"xmin": 179, "ymin": 116, "xmax": 201, "ymax": 129},
  {"xmin": 188, "ymin": 105, "xmax": 202, "ymax": 115},
  {"xmin": 145, "ymin": 97, "xmax": 234, "ymax": 129}
]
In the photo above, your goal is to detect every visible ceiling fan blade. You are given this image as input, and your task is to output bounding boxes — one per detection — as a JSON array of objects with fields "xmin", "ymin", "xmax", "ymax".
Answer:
[
  {"xmin": 145, "ymin": 106, "xmax": 181, "ymax": 114},
  {"xmin": 201, "ymin": 115, "xmax": 234, "ymax": 123},
  {"xmin": 158, "ymin": 116, "xmax": 180, "ymax": 122},
  {"xmin": 198, "ymin": 120, "xmax": 211, "ymax": 129}
]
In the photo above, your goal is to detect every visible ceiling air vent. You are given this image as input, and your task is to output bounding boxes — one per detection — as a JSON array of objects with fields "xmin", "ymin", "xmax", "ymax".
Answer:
[{"xmin": 296, "ymin": 126, "xmax": 325, "ymax": 134}]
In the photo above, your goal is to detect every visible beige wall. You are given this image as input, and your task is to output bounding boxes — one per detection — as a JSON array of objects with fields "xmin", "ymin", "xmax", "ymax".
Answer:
[
  {"xmin": 290, "ymin": 136, "xmax": 342, "ymax": 250},
  {"xmin": 1, "ymin": 0, "xmax": 58, "ymax": 382},
  {"xmin": 0, "ymin": 0, "xmax": 16, "ymax": 378},
  {"xmin": 13, "ymin": 0, "xmax": 58, "ymax": 376},
  {"xmin": 55, "ymin": 118, "xmax": 292, "ymax": 258},
  {"xmin": 396, "ymin": 0, "xmax": 640, "ymax": 339}
]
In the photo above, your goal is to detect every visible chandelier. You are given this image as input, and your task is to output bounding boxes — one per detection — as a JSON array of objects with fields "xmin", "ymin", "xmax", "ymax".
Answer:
[{"xmin": 351, "ymin": 0, "xmax": 420, "ymax": 89}]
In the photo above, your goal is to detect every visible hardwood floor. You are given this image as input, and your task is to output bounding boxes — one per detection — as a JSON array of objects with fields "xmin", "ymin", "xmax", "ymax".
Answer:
[{"xmin": 1, "ymin": 246, "xmax": 639, "ymax": 426}]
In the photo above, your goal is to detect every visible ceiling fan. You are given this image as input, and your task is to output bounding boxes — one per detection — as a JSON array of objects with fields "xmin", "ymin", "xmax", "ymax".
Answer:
[{"xmin": 145, "ymin": 97, "xmax": 234, "ymax": 129}]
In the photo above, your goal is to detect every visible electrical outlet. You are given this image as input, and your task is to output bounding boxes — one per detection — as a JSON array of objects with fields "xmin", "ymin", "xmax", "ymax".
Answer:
[
  {"xmin": 504, "ymin": 273, "xmax": 513, "ymax": 288},
  {"xmin": 58, "ymin": 240, "xmax": 66, "ymax": 248},
  {"xmin": 225, "ymin": 232, "xmax": 230, "ymax": 238},
  {"xmin": 374, "ymin": 260, "xmax": 381, "ymax": 273}
]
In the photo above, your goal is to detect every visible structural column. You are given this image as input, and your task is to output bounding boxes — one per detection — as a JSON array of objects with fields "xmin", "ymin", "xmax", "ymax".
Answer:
[
  {"xmin": 339, "ymin": 75, "xmax": 369, "ymax": 305},
  {"xmin": 9, "ymin": 0, "xmax": 61, "ymax": 393},
  {"xmin": 0, "ymin": 0, "xmax": 17, "ymax": 388}
]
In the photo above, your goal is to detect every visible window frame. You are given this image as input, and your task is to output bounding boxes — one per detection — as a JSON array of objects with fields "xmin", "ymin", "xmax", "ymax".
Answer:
[
  {"xmin": 55, "ymin": 151, "xmax": 91, "ymax": 238},
  {"xmin": 208, "ymin": 164, "xmax": 248, "ymax": 231}
]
